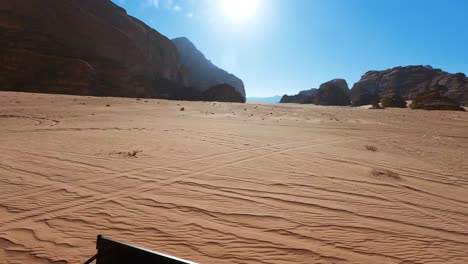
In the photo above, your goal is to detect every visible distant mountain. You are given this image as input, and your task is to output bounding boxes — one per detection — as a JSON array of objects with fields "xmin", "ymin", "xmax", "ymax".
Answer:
[
  {"xmin": 172, "ymin": 37, "xmax": 246, "ymax": 99},
  {"xmin": 247, "ymin": 96, "xmax": 282, "ymax": 103},
  {"xmin": 0, "ymin": 0, "xmax": 246, "ymax": 103}
]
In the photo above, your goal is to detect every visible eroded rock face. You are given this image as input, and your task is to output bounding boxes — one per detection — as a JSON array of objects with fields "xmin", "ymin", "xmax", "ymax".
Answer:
[
  {"xmin": 0, "ymin": 49, "xmax": 96, "ymax": 95},
  {"xmin": 0, "ymin": 0, "xmax": 182, "ymax": 97},
  {"xmin": 351, "ymin": 65, "xmax": 468, "ymax": 106},
  {"xmin": 410, "ymin": 89, "xmax": 465, "ymax": 111},
  {"xmin": 202, "ymin": 84, "xmax": 246, "ymax": 103},
  {"xmin": 172, "ymin": 37, "xmax": 246, "ymax": 99},
  {"xmin": 0, "ymin": 0, "xmax": 246, "ymax": 103}
]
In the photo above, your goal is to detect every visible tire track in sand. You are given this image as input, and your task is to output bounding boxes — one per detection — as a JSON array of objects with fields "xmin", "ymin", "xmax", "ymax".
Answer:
[
  {"xmin": 0, "ymin": 134, "xmax": 391, "ymax": 230},
  {"xmin": 0, "ymin": 139, "xmax": 313, "ymax": 228},
  {"xmin": 264, "ymin": 153, "xmax": 468, "ymax": 233},
  {"xmin": 0, "ymin": 139, "xmax": 305, "ymax": 205}
]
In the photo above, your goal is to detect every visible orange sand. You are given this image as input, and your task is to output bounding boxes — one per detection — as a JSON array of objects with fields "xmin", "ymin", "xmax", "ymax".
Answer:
[{"xmin": 1, "ymin": 92, "xmax": 467, "ymax": 263}]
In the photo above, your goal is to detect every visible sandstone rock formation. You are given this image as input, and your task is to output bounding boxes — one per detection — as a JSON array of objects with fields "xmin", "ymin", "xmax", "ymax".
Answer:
[
  {"xmin": 280, "ymin": 79, "xmax": 350, "ymax": 106},
  {"xmin": 298, "ymin": 88, "xmax": 319, "ymax": 97},
  {"xmin": 0, "ymin": 0, "xmax": 246, "ymax": 102},
  {"xmin": 172, "ymin": 37, "xmax": 246, "ymax": 98},
  {"xmin": 280, "ymin": 89, "xmax": 317, "ymax": 104},
  {"xmin": 351, "ymin": 65, "xmax": 468, "ymax": 106},
  {"xmin": 381, "ymin": 91, "xmax": 407, "ymax": 108},
  {"xmin": 280, "ymin": 94, "xmax": 306, "ymax": 104},
  {"xmin": 410, "ymin": 90, "xmax": 465, "ymax": 111},
  {"xmin": 313, "ymin": 79, "xmax": 351, "ymax": 106}
]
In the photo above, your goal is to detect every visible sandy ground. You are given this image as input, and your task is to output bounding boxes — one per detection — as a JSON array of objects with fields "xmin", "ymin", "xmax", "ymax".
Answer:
[{"xmin": 0, "ymin": 92, "xmax": 467, "ymax": 264}]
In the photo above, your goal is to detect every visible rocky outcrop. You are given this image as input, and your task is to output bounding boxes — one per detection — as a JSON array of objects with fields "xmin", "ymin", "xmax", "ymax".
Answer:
[
  {"xmin": 202, "ymin": 84, "xmax": 246, "ymax": 103},
  {"xmin": 280, "ymin": 89, "xmax": 317, "ymax": 104},
  {"xmin": 172, "ymin": 37, "xmax": 246, "ymax": 99},
  {"xmin": 351, "ymin": 65, "xmax": 468, "ymax": 106},
  {"xmin": 298, "ymin": 89, "xmax": 319, "ymax": 97},
  {"xmin": 381, "ymin": 91, "xmax": 407, "ymax": 108},
  {"xmin": 280, "ymin": 79, "xmax": 350, "ymax": 106},
  {"xmin": 410, "ymin": 89, "xmax": 465, "ymax": 111},
  {"xmin": 0, "ymin": 0, "xmax": 246, "ymax": 102},
  {"xmin": 280, "ymin": 94, "xmax": 307, "ymax": 104},
  {"xmin": 313, "ymin": 79, "xmax": 351, "ymax": 106}
]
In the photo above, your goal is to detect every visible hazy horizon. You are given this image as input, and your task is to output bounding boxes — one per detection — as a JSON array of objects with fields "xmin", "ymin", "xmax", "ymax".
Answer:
[{"xmin": 113, "ymin": 0, "xmax": 468, "ymax": 97}]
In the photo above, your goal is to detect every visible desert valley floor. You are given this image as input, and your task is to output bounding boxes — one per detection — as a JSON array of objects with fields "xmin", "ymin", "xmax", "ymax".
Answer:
[{"xmin": 0, "ymin": 92, "xmax": 467, "ymax": 264}]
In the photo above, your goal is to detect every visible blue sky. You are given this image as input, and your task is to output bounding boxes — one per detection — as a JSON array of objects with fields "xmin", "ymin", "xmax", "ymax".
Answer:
[{"xmin": 113, "ymin": 0, "xmax": 468, "ymax": 97}]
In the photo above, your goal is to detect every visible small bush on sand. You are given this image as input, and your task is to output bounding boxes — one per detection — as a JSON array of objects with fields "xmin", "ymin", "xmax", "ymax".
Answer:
[
  {"xmin": 365, "ymin": 145, "xmax": 378, "ymax": 152},
  {"xmin": 371, "ymin": 169, "xmax": 401, "ymax": 180},
  {"xmin": 118, "ymin": 150, "xmax": 142, "ymax": 158},
  {"xmin": 128, "ymin": 150, "xmax": 141, "ymax": 157}
]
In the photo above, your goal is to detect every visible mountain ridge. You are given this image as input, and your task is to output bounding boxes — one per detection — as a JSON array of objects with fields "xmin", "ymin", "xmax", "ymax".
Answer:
[{"xmin": 172, "ymin": 37, "xmax": 246, "ymax": 98}]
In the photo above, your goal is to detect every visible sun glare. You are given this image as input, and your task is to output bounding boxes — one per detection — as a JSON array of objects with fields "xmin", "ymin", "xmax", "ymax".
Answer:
[{"xmin": 221, "ymin": 0, "xmax": 259, "ymax": 23}]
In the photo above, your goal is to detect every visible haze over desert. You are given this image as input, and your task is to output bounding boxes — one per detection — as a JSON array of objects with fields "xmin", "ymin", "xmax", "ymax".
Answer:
[{"xmin": 1, "ymin": 92, "xmax": 467, "ymax": 263}]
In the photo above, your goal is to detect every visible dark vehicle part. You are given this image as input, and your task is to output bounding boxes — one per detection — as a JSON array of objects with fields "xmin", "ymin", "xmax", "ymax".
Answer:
[{"xmin": 85, "ymin": 235, "xmax": 196, "ymax": 264}]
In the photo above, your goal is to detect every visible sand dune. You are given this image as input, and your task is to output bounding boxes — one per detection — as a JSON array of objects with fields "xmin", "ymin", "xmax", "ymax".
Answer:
[{"xmin": 0, "ymin": 92, "xmax": 467, "ymax": 264}]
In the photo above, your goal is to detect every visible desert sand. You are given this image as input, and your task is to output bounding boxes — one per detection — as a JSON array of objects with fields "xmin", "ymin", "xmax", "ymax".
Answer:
[{"xmin": 0, "ymin": 92, "xmax": 467, "ymax": 264}]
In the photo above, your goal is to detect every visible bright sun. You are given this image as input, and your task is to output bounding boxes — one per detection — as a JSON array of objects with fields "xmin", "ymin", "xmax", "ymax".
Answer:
[{"xmin": 221, "ymin": 0, "xmax": 259, "ymax": 23}]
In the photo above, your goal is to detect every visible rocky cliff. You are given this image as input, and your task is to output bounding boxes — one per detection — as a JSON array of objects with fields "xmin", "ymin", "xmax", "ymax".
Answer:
[
  {"xmin": 351, "ymin": 65, "xmax": 468, "ymax": 106},
  {"xmin": 0, "ymin": 0, "xmax": 246, "ymax": 102},
  {"xmin": 172, "ymin": 37, "xmax": 246, "ymax": 98}
]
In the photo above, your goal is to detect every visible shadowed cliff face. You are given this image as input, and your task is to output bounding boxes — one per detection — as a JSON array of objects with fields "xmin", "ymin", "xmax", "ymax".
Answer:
[
  {"xmin": 0, "ymin": 0, "xmax": 246, "ymax": 103},
  {"xmin": 351, "ymin": 65, "xmax": 468, "ymax": 106},
  {"xmin": 172, "ymin": 37, "xmax": 246, "ymax": 99},
  {"xmin": 0, "ymin": 0, "xmax": 182, "ymax": 97},
  {"xmin": 202, "ymin": 84, "xmax": 246, "ymax": 103}
]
